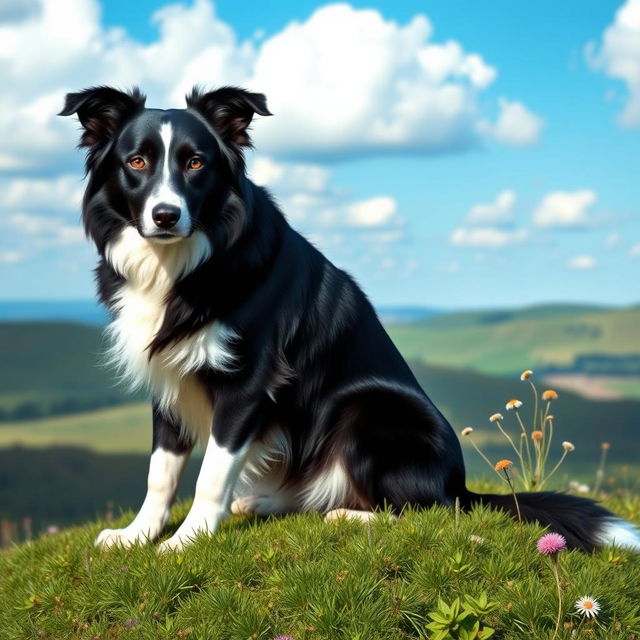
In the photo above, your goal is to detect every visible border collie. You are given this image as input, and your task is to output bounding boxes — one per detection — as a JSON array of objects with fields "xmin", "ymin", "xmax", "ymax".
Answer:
[{"xmin": 59, "ymin": 86, "xmax": 640, "ymax": 553}]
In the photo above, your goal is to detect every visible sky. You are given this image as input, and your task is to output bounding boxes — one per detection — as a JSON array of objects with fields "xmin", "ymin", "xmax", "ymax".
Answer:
[{"xmin": 0, "ymin": 0, "xmax": 639, "ymax": 308}]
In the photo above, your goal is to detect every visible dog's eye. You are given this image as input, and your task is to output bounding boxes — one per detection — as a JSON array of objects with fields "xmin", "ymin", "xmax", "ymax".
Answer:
[
  {"xmin": 187, "ymin": 157, "xmax": 204, "ymax": 170},
  {"xmin": 128, "ymin": 156, "xmax": 146, "ymax": 170}
]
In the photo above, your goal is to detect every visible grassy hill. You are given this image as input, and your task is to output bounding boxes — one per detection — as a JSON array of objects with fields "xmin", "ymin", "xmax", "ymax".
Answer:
[
  {"xmin": 0, "ymin": 321, "xmax": 139, "ymax": 420},
  {"xmin": 387, "ymin": 304, "xmax": 640, "ymax": 397},
  {"xmin": 1, "ymin": 486, "xmax": 639, "ymax": 639},
  {"xmin": 1, "ymin": 361, "xmax": 638, "ymax": 466}
]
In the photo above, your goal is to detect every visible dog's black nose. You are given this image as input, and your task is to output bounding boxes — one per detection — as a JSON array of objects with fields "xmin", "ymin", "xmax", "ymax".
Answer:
[{"xmin": 152, "ymin": 204, "xmax": 181, "ymax": 229}]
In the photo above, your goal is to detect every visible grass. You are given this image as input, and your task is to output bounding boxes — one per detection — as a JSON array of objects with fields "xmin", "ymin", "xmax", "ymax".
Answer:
[{"xmin": 2, "ymin": 483, "xmax": 640, "ymax": 640}]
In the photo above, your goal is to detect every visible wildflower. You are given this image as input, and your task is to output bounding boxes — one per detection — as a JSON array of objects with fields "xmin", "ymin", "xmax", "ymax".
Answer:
[
  {"xmin": 461, "ymin": 427, "xmax": 474, "ymax": 436},
  {"xmin": 531, "ymin": 430, "xmax": 543, "ymax": 441},
  {"xmin": 469, "ymin": 535, "xmax": 485, "ymax": 545},
  {"xmin": 575, "ymin": 596, "xmax": 601, "ymax": 619},
  {"xmin": 506, "ymin": 398, "xmax": 523, "ymax": 410},
  {"xmin": 542, "ymin": 389, "xmax": 558, "ymax": 401},
  {"xmin": 489, "ymin": 412, "xmax": 503, "ymax": 422},
  {"xmin": 601, "ymin": 442, "xmax": 610, "ymax": 451},
  {"xmin": 562, "ymin": 441, "xmax": 575, "ymax": 452},
  {"xmin": 520, "ymin": 370, "xmax": 533, "ymax": 380},
  {"xmin": 495, "ymin": 459, "xmax": 513, "ymax": 472},
  {"xmin": 569, "ymin": 481, "xmax": 590, "ymax": 494},
  {"xmin": 536, "ymin": 533, "xmax": 567, "ymax": 555},
  {"xmin": 545, "ymin": 414, "xmax": 554, "ymax": 421}
]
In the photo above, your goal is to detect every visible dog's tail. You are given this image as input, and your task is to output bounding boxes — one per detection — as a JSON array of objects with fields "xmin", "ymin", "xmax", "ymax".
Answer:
[{"xmin": 462, "ymin": 490, "xmax": 640, "ymax": 552}]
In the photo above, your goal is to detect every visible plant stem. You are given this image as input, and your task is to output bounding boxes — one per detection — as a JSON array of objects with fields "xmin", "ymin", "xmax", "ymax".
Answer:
[{"xmin": 550, "ymin": 557, "xmax": 563, "ymax": 640}]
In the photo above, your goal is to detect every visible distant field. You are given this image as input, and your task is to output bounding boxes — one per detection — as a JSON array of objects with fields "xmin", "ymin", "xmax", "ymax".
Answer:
[
  {"xmin": 387, "ymin": 304, "xmax": 640, "ymax": 397},
  {"xmin": 0, "ymin": 403, "xmax": 151, "ymax": 453},
  {"xmin": 2, "ymin": 361, "xmax": 639, "ymax": 467}
]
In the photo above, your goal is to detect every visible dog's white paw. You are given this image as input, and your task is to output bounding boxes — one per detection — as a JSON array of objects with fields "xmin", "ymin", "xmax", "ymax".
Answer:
[
  {"xmin": 157, "ymin": 534, "xmax": 192, "ymax": 553},
  {"xmin": 230, "ymin": 495, "xmax": 257, "ymax": 514},
  {"xmin": 95, "ymin": 527, "xmax": 151, "ymax": 549},
  {"xmin": 324, "ymin": 509, "xmax": 397, "ymax": 523}
]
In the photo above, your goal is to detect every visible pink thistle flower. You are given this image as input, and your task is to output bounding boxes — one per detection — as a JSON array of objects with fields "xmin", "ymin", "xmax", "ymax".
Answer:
[{"xmin": 536, "ymin": 533, "xmax": 567, "ymax": 555}]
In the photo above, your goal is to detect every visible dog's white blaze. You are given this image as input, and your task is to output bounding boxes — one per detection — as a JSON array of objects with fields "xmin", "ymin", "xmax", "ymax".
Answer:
[
  {"xmin": 159, "ymin": 436, "xmax": 248, "ymax": 551},
  {"xmin": 598, "ymin": 518, "xmax": 640, "ymax": 551},
  {"xmin": 105, "ymin": 226, "xmax": 234, "ymax": 444},
  {"xmin": 300, "ymin": 460, "xmax": 351, "ymax": 512},
  {"xmin": 141, "ymin": 122, "xmax": 190, "ymax": 237},
  {"xmin": 95, "ymin": 448, "xmax": 188, "ymax": 548}
]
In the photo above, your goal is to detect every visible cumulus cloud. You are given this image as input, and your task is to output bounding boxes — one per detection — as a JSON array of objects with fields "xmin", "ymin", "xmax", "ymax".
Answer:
[
  {"xmin": 0, "ymin": 175, "xmax": 83, "ymax": 212},
  {"xmin": 567, "ymin": 255, "xmax": 596, "ymax": 269},
  {"xmin": 466, "ymin": 190, "xmax": 516, "ymax": 225},
  {"xmin": 0, "ymin": 249, "xmax": 26, "ymax": 264},
  {"xmin": 0, "ymin": 0, "xmax": 541, "ymax": 172},
  {"xmin": 630, "ymin": 243, "xmax": 640, "ymax": 257},
  {"xmin": 587, "ymin": 0, "xmax": 640, "ymax": 127},
  {"xmin": 450, "ymin": 227, "xmax": 528, "ymax": 248},
  {"xmin": 532, "ymin": 190, "xmax": 597, "ymax": 228},
  {"xmin": 479, "ymin": 98, "xmax": 544, "ymax": 146}
]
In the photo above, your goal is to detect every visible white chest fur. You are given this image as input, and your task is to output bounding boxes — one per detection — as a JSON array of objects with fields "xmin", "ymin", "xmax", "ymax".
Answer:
[{"xmin": 104, "ymin": 227, "xmax": 235, "ymax": 443}]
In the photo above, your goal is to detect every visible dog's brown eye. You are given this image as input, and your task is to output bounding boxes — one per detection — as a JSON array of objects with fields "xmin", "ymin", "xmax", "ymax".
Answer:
[
  {"xmin": 188, "ymin": 157, "xmax": 203, "ymax": 170},
  {"xmin": 128, "ymin": 156, "xmax": 146, "ymax": 170}
]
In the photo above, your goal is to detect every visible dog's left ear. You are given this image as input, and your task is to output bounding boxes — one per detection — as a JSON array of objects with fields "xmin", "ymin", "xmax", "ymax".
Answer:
[
  {"xmin": 58, "ymin": 86, "xmax": 146, "ymax": 149},
  {"xmin": 186, "ymin": 86, "xmax": 272, "ymax": 149}
]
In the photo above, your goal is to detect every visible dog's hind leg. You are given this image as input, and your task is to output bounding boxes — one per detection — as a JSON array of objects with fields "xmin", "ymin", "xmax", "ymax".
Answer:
[{"xmin": 95, "ymin": 404, "xmax": 193, "ymax": 549}]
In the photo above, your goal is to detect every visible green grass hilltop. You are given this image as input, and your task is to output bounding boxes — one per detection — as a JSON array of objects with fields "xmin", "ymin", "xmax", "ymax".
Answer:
[{"xmin": 2, "ymin": 485, "xmax": 639, "ymax": 639}]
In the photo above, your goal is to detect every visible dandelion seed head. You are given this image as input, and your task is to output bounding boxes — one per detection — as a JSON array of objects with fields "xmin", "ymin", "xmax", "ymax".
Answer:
[
  {"xmin": 542, "ymin": 389, "xmax": 558, "ymax": 401},
  {"xmin": 575, "ymin": 596, "xmax": 601, "ymax": 619},
  {"xmin": 469, "ymin": 535, "xmax": 485, "ymax": 545},
  {"xmin": 562, "ymin": 441, "xmax": 575, "ymax": 452},
  {"xmin": 505, "ymin": 398, "xmax": 523, "ymax": 410},
  {"xmin": 461, "ymin": 427, "xmax": 474, "ymax": 436},
  {"xmin": 489, "ymin": 413, "xmax": 504, "ymax": 422},
  {"xmin": 536, "ymin": 532, "xmax": 567, "ymax": 555},
  {"xmin": 520, "ymin": 370, "xmax": 533, "ymax": 380},
  {"xmin": 495, "ymin": 459, "xmax": 513, "ymax": 472}
]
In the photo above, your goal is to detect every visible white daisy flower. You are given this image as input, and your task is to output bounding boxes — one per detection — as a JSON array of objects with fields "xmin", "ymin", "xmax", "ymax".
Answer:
[{"xmin": 575, "ymin": 596, "xmax": 601, "ymax": 619}]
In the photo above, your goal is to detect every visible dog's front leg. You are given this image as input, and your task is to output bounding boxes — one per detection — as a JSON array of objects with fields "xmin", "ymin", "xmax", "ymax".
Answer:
[
  {"xmin": 157, "ymin": 390, "xmax": 263, "ymax": 552},
  {"xmin": 157, "ymin": 434, "xmax": 249, "ymax": 552},
  {"xmin": 95, "ymin": 404, "xmax": 192, "ymax": 549}
]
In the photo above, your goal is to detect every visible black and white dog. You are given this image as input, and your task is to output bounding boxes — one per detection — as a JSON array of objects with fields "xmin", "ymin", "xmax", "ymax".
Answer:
[{"xmin": 60, "ymin": 86, "xmax": 639, "ymax": 552}]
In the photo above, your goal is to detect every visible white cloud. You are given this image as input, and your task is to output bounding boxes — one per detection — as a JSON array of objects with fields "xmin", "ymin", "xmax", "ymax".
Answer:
[
  {"xmin": 450, "ymin": 227, "xmax": 528, "ymax": 248},
  {"xmin": 0, "ymin": 0, "xmax": 541, "ymax": 171},
  {"xmin": 630, "ymin": 243, "xmax": 640, "ymax": 257},
  {"xmin": 568, "ymin": 255, "xmax": 597, "ymax": 269},
  {"xmin": 345, "ymin": 197, "xmax": 398, "ymax": 228},
  {"xmin": 532, "ymin": 190, "xmax": 597, "ymax": 228},
  {"xmin": 587, "ymin": 0, "xmax": 640, "ymax": 127},
  {"xmin": 0, "ymin": 249, "xmax": 26, "ymax": 264},
  {"xmin": 5, "ymin": 213, "xmax": 84, "ymax": 245},
  {"xmin": 466, "ymin": 190, "xmax": 516, "ymax": 225},
  {"xmin": 479, "ymin": 98, "xmax": 544, "ymax": 146},
  {"xmin": 605, "ymin": 232, "xmax": 620, "ymax": 248},
  {"xmin": 0, "ymin": 175, "xmax": 83, "ymax": 212}
]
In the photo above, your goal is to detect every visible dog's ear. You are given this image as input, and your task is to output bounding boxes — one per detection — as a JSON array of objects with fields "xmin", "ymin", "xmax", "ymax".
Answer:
[
  {"xmin": 186, "ymin": 86, "xmax": 271, "ymax": 149},
  {"xmin": 58, "ymin": 86, "xmax": 146, "ymax": 148}
]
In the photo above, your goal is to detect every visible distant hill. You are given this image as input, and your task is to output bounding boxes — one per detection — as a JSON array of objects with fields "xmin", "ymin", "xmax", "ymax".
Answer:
[
  {"xmin": 0, "ymin": 321, "xmax": 137, "ymax": 420},
  {"xmin": 0, "ymin": 300, "xmax": 108, "ymax": 325},
  {"xmin": 1, "ymin": 359, "xmax": 638, "ymax": 469},
  {"xmin": 387, "ymin": 303, "xmax": 640, "ymax": 389}
]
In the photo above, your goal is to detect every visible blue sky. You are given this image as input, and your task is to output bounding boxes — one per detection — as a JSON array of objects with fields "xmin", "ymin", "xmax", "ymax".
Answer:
[{"xmin": 0, "ymin": 0, "xmax": 639, "ymax": 308}]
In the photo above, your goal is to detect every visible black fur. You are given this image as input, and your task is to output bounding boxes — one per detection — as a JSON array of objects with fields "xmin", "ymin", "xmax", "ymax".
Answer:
[{"xmin": 60, "ymin": 85, "xmax": 628, "ymax": 552}]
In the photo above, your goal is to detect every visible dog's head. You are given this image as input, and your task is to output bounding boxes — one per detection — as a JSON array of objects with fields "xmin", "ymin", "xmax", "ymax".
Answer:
[{"xmin": 59, "ymin": 86, "xmax": 270, "ymax": 250}]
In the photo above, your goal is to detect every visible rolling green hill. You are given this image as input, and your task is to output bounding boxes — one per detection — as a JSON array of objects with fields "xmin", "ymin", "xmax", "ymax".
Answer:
[
  {"xmin": 1, "ymin": 360, "xmax": 638, "ymax": 469},
  {"xmin": 0, "ymin": 321, "xmax": 139, "ymax": 420},
  {"xmin": 387, "ymin": 304, "xmax": 640, "ymax": 392}
]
